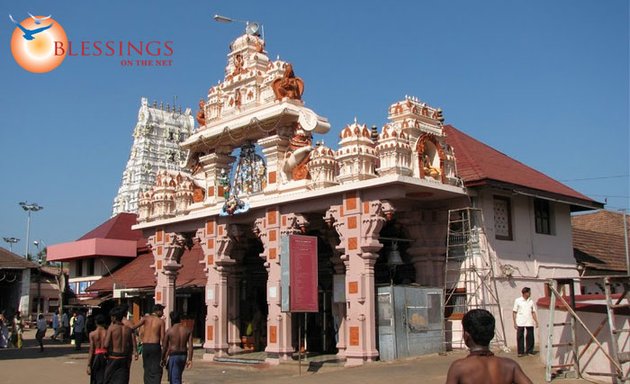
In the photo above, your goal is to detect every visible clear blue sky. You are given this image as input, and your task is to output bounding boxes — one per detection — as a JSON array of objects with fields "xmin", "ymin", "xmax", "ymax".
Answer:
[{"xmin": 1, "ymin": 0, "xmax": 628, "ymax": 254}]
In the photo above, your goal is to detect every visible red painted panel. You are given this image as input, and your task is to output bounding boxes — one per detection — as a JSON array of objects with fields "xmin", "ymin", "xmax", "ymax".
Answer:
[{"xmin": 289, "ymin": 235, "xmax": 318, "ymax": 312}]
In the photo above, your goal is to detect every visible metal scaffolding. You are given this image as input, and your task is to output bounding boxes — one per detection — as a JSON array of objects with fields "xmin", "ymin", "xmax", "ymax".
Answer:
[
  {"xmin": 443, "ymin": 208, "xmax": 508, "ymax": 352},
  {"xmin": 544, "ymin": 276, "xmax": 630, "ymax": 383}
]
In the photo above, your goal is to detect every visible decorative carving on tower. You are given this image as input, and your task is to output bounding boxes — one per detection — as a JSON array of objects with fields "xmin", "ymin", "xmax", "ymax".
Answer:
[
  {"xmin": 140, "ymin": 170, "xmax": 198, "ymax": 221},
  {"xmin": 308, "ymin": 142, "xmax": 339, "ymax": 189},
  {"xmin": 112, "ymin": 97, "xmax": 193, "ymax": 217},
  {"xmin": 376, "ymin": 124, "xmax": 412, "ymax": 176},
  {"xmin": 417, "ymin": 133, "xmax": 445, "ymax": 181},
  {"xmin": 196, "ymin": 99, "xmax": 206, "ymax": 127},
  {"xmin": 335, "ymin": 120, "xmax": 378, "ymax": 183},
  {"xmin": 385, "ymin": 96, "xmax": 458, "ymax": 185},
  {"xmin": 282, "ymin": 123, "xmax": 313, "ymax": 181},
  {"xmin": 271, "ymin": 63, "xmax": 304, "ymax": 101}
]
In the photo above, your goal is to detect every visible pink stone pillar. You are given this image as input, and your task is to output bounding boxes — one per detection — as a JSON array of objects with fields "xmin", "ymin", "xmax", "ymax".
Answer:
[
  {"xmin": 148, "ymin": 230, "xmax": 186, "ymax": 328},
  {"xmin": 198, "ymin": 220, "xmax": 234, "ymax": 359},
  {"xmin": 227, "ymin": 266, "xmax": 242, "ymax": 353},
  {"xmin": 323, "ymin": 216, "xmax": 347, "ymax": 358},
  {"xmin": 328, "ymin": 195, "xmax": 392, "ymax": 366}
]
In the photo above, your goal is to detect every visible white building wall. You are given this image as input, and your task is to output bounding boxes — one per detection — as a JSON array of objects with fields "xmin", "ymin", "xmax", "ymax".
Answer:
[{"xmin": 473, "ymin": 188, "xmax": 579, "ymax": 350}]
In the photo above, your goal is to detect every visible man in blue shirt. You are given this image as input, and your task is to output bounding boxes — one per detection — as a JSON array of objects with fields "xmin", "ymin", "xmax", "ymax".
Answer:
[{"xmin": 73, "ymin": 310, "xmax": 86, "ymax": 350}]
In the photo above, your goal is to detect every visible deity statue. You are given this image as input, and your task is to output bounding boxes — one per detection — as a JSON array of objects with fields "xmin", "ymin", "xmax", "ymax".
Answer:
[
  {"xmin": 196, "ymin": 99, "xmax": 206, "ymax": 127},
  {"xmin": 272, "ymin": 63, "xmax": 304, "ymax": 101},
  {"xmin": 234, "ymin": 88, "xmax": 242, "ymax": 108},
  {"xmin": 232, "ymin": 54, "xmax": 245, "ymax": 76},
  {"xmin": 282, "ymin": 124, "xmax": 312, "ymax": 181},
  {"xmin": 192, "ymin": 186, "xmax": 205, "ymax": 203},
  {"xmin": 423, "ymin": 154, "xmax": 441, "ymax": 179}
]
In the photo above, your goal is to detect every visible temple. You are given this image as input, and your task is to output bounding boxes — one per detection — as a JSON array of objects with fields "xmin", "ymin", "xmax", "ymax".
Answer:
[
  {"xmin": 132, "ymin": 29, "xmax": 601, "ymax": 366},
  {"xmin": 112, "ymin": 98, "xmax": 194, "ymax": 216}
]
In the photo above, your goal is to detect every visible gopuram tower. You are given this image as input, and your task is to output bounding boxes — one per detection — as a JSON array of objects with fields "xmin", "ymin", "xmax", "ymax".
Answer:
[{"xmin": 112, "ymin": 98, "xmax": 194, "ymax": 216}]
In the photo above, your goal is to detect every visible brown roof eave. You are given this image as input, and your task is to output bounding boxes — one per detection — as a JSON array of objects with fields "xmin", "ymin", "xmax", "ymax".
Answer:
[{"xmin": 465, "ymin": 179, "xmax": 604, "ymax": 212}]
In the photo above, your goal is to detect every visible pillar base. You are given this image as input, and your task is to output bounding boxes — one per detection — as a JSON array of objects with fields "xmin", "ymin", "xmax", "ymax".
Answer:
[
  {"xmin": 264, "ymin": 350, "xmax": 293, "ymax": 364},
  {"xmin": 344, "ymin": 349, "xmax": 379, "ymax": 367},
  {"xmin": 344, "ymin": 355, "xmax": 378, "ymax": 367},
  {"xmin": 203, "ymin": 346, "xmax": 229, "ymax": 359},
  {"xmin": 228, "ymin": 343, "xmax": 243, "ymax": 354}
]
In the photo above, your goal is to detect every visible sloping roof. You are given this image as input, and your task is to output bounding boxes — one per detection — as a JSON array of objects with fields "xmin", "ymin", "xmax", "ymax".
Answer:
[
  {"xmin": 87, "ymin": 243, "xmax": 206, "ymax": 293},
  {"xmin": 78, "ymin": 213, "xmax": 143, "ymax": 242},
  {"xmin": 443, "ymin": 125, "xmax": 602, "ymax": 210},
  {"xmin": 572, "ymin": 210, "xmax": 629, "ymax": 272},
  {"xmin": 572, "ymin": 210, "xmax": 630, "ymax": 237},
  {"xmin": 88, "ymin": 250, "xmax": 155, "ymax": 292},
  {"xmin": 573, "ymin": 228, "xmax": 627, "ymax": 271},
  {"xmin": 0, "ymin": 247, "xmax": 38, "ymax": 269}
]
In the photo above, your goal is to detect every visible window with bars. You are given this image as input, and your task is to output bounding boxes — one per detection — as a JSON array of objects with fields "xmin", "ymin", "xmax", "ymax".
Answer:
[
  {"xmin": 494, "ymin": 196, "xmax": 513, "ymax": 240},
  {"xmin": 534, "ymin": 198, "xmax": 553, "ymax": 235}
]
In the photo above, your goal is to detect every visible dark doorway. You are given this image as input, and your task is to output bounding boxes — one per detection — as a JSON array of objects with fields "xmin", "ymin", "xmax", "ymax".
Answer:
[{"xmin": 239, "ymin": 237, "xmax": 267, "ymax": 351}]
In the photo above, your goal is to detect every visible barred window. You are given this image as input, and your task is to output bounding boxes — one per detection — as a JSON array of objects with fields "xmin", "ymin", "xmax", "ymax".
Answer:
[
  {"xmin": 534, "ymin": 199, "xmax": 552, "ymax": 235},
  {"xmin": 494, "ymin": 196, "xmax": 513, "ymax": 240}
]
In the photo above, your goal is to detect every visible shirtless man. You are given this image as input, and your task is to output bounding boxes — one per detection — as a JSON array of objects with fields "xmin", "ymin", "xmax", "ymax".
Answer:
[
  {"xmin": 87, "ymin": 314, "xmax": 107, "ymax": 384},
  {"xmin": 132, "ymin": 304, "xmax": 165, "ymax": 384},
  {"xmin": 119, "ymin": 304, "xmax": 134, "ymax": 329},
  {"xmin": 445, "ymin": 309, "xmax": 533, "ymax": 384},
  {"xmin": 161, "ymin": 311, "xmax": 193, "ymax": 384},
  {"xmin": 104, "ymin": 307, "xmax": 138, "ymax": 384}
]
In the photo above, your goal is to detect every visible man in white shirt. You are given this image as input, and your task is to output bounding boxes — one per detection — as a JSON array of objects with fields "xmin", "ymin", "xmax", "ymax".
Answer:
[{"xmin": 512, "ymin": 287, "xmax": 538, "ymax": 357}]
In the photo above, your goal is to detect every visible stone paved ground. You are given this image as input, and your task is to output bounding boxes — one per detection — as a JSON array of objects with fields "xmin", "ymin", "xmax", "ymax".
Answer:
[{"xmin": 0, "ymin": 329, "xmax": 592, "ymax": 384}]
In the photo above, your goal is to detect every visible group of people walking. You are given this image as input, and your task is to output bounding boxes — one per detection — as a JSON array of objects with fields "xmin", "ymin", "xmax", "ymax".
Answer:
[
  {"xmin": 0, "ymin": 310, "xmax": 24, "ymax": 349},
  {"xmin": 0, "ymin": 307, "xmax": 88, "ymax": 352},
  {"xmin": 87, "ymin": 304, "xmax": 193, "ymax": 384}
]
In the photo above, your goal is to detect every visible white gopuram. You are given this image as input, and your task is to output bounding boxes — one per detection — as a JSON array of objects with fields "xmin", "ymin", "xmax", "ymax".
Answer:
[{"xmin": 112, "ymin": 97, "xmax": 194, "ymax": 216}]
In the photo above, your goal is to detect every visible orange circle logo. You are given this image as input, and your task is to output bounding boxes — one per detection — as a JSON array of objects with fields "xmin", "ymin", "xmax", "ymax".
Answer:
[{"xmin": 10, "ymin": 14, "xmax": 67, "ymax": 73}]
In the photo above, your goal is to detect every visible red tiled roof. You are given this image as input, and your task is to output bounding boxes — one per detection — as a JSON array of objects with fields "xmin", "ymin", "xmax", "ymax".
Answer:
[
  {"xmin": 0, "ymin": 247, "xmax": 38, "ymax": 269},
  {"xmin": 78, "ymin": 213, "xmax": 143, "ymax": 242},
  {"xmin": 87, "ymin": 243, "xmax": 206, "ymax": 293},
  {"xmin": 443, "ymin": 125, "xmax": 602, "ymax": 209},
  {"xmin": 572, "ymin": 210, "xmax": 630, "ymax": 238},
  {"xmin": 573, "ymin": 228, "xmax": 627, "ymax": 271},
  {"xmin": 572, "ymin": 210, "xmax": 629, "ymax": 272},
  {"xmin": 88, "ymin": 250, "xmax": 155, "ymax": 292}
]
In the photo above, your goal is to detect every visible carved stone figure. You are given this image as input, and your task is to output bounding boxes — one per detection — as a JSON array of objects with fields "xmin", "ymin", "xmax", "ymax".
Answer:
[
  {"xmin": 232, "ymin": 54, "xmax": 245, "ymax": 76},
  {"xmin": 423, "ymin": 154, "xmax": 441, "ymax": 179},
  {"xmin": 192, "ymin": 186, "xmax": 205, "ymax": 203},
  {"xmin": 234, "ymin": 88, "xmax": 242, "ymax": 108},
  {"xmin": 282, "ymin": 124, "xmax": 312, "ymax": 181},
  {"xmin": 196, "ymin": 99, "xmax": 206, "ymax": 127},
  {"xmin": 272, "ymin": 63, "xmax": 304, "ymax": 101}
]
